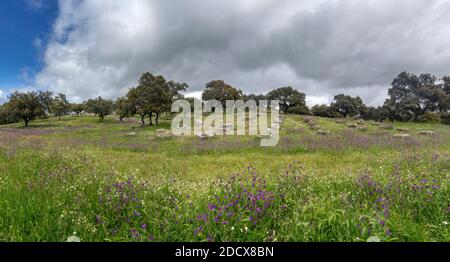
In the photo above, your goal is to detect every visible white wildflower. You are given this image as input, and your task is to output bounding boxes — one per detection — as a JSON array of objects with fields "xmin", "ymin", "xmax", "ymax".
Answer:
[
  {"xmin": 367, "ymin": 236, "xmax": 381, "ymax": 242},
  {"xmin": 66, "ymin": 236, "xmax": 80, "ymax": 242}
]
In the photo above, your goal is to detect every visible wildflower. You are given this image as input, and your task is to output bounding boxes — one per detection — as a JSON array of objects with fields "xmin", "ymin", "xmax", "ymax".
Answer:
[
  {"xmin": 141, "ymin": 223, "xmax": 147, "ymax": 230},
  {"xmin": 194, "ymin": 226, "xmax": 203, "ymax": 236},
  {"xmin": 130, "ymin": 229, "xmax": 140, "ymax": 240},
  {"xmin": 206, "ymin": 235, "xmax": 214, "ymax": 242},
  {"xmin": 386, "ymin": 229, "xmax": 392, "ymax": 237}
]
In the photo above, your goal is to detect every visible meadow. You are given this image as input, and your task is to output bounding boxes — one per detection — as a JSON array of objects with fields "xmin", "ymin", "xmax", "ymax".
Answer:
[{"xmin": 0, "ymin": 114, "xmax": 449, "ymax": 242}]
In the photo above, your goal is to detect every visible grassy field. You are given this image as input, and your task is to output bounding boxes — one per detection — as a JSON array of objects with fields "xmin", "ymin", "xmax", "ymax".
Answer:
[{"xmin": 0, "ymin": 115, "xmax": 449, "ymax": 242}]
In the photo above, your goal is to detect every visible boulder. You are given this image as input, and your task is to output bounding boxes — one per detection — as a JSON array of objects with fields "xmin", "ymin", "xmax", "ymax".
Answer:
[
  {"xmin": 381, "ymin": 124, "xmax": 394, "ymax": 130},
  {"xmin": 155, "ymin": 129, "xmax": 172, "ymax": 138},
  {"xmin": 418, "ymin": 131, "xmax": 436, "ymax": 136},
  {"xmin": 317, "ymin": 130, "xmax": 330, "ymax": 135}
]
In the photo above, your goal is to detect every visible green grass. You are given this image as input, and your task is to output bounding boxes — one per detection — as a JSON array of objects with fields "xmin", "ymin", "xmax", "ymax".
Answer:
[{"xmin": 0, "ymin": 115, "xmax": 449, "ymax": 242}]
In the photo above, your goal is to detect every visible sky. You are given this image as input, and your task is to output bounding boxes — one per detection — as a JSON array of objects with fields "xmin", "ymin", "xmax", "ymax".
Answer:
[{"xmin": 1, "ymin": 0, "xmax": 450, "ymax": 106}]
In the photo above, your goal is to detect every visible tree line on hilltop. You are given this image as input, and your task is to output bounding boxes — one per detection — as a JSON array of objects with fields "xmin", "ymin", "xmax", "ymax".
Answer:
[{"xmin": 0, "ymin": 71, "xmax": 449, "ymax": 127}]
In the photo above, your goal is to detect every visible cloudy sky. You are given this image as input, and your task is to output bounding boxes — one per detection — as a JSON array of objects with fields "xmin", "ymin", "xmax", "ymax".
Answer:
[{"xmin": 1, "ymin": 0, "xmax": 450, "ymax": 106}]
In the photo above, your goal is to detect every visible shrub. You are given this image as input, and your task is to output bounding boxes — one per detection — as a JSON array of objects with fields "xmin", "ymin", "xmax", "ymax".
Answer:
[
  {"xmin": 417, "ymin": 112, "xmax": 441, "ymax": 123},
  {"xmin": 440, "ymin": 113, "xmax": 450, "ymax": 125}
]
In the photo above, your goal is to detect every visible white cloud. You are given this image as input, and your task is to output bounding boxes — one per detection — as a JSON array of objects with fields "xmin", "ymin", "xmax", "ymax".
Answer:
[
  {"xmin": 306, "ymin": 96, "xmax": 332, "ymax": 107},
  {"xmin": 34, "ymin": 0, "xmax": 450, "ymax": 105},
  {"xmin": 184, "ymin": 91, "xmax": 202, "ymax": 100}
]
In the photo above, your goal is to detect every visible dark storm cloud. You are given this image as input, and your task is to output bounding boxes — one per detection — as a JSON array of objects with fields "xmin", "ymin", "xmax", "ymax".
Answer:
[{"xmin": 34, "ymin": 0, "xmax": 450, "ymax": 106}]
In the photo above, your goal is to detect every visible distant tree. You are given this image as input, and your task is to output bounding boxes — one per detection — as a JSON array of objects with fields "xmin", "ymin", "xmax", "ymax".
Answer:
[
  {"xmin": 115, "ymin": 97, "xmax": 133, "ymax": 121},
  {"xmin": 185, "ymin": 97, "xmax": 201, "ymax": 113},
  {"xmin": 383, "ymin": 72, "xmax": 449, "ymax": 121},
  {"xmin": 85, "ymin": 97, "xmax": 114, "ymax": 122},
  {"xmin": 442, "ymin": 76, "xmax": 450, "ymax": 95},
  {"xmin": 330, "ymin": 94, "xmax": 365, "ymax": 118},
  {"xmin": 7, "ymin": 91, "xmax": 46, "ymax": 127},
  {"xmin": 142, "ymin": 74, "xmax": 188, "ymax": 125},
  {"xmin": 244, "ymin": 93, "xmax": 267, "ymax": 101},
  {"xmin": 71, "ymin": 103, "xmax": 85, "ymax": 116},
  {"xmin": 127, "ymin": 86, "xmax": 149, "ymax": 126},
  {"xmin": 51, "ymin": 93, "xmax": 70, "ymax": 120},
  {"xmin": 440, "ymin": 76, "xmax": 450, "ymax": 112},
  {"xmin": 266, "ymin": 86, "xmax": 307, "ymax": 114},
  {"xmin": 202, "ymin": 80, "xmax": 243, "ymax": 108},
  {"xmin": 311, "ymin": 104, "xmax": 334, "ymax": 118},
  {"xmin": 38, "ymin": 90, "xmax": 54, "ymax": 117},
  {"xmin": 127, "ymin": 73, "xmax": 188, "ymax": 126},
  {"xmin": 360, "ymin": 106, "xmax": 386, "ymax": 121},
  {"xmin": 244, "ymin": 93, "xmax": 267, "ymax": 106},
  {"xmin": 0, "ymin": 103, "xmax": 20, "ymax": 125}
]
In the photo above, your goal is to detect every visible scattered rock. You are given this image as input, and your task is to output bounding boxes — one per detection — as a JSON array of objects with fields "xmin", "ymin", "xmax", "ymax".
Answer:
[
  {"xmin": 381, "ymin": 124, "xmax": 394, "ymax": 130},
  {"xmin": 317, "ymin": 130, "xmax": 330, "ymax": 135},
  {"xmin": 370, "ymin": 122, "xmax": 381, "ymax": 126},
  {"xmin": 310, "ymin": 125, "xmax": 320, "ymax": 130},
  {"xmin": 126, "ymin": 132, "xmax": 137, "ymax": 136},
  {"xmin": 357, "ymin": 119, "xmax": 365, "ymax": 125},
  {"xmin": 197, "ymin": 132, "xmax": 215, "ymax": 140},
  {"xmin": 335, "ymin": 119, "xmax": 345, "ymax": 124},
  {"xmin": 347, "ymin": 123, "xmax": 358, "ymax": 128},
  {"xmin": 418, "ymin": 131, "xmax": 436, "ymax": 136},
  {"xmin": 155, "ymin": 129, "xmax": 172, "ymax": 138}
]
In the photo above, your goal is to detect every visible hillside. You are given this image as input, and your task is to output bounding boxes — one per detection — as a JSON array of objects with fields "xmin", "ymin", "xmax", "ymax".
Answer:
[{"xmin": 0, "ymin": 115, "xmax": 449, "ymax": 242}]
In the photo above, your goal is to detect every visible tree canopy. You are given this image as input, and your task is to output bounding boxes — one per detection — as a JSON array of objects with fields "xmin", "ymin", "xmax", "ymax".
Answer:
[
  {"xmin": 51, "ymin": 93, "xmax": 70, "ymax": 120},
  {"xmin": 383, "ymin": 72, "xmax": 449, "ymax": 121},
  {"xmin": 127, "ymin": 72, "xmax": 188, "ymax": 126},
  {"xmin": 85, "ymin": 97, "xmax": 114, "ymax": 122},
  {"xmin": 266, "ymin": 86, "xmax": 307, "ymax": 114},
  {"xmin": 330, "ymin": 94, "xmax": 366, "ymax": 118},
  {"xmin": 6, "ymin": 91, "xmax": 46, "ymax": 126},
  {"xmin": 202, "ymin": 80, "xmax": 243, "ymax": 108}
]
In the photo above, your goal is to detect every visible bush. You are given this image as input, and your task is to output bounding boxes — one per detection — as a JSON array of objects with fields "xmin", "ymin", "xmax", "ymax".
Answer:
[
  {"xmin": 440, "ymin": 113, "xmax": 450, "ymax": 125},
  {"xmin": 417, "ymin": 112, "xmax": 441, "ymax": 123}
]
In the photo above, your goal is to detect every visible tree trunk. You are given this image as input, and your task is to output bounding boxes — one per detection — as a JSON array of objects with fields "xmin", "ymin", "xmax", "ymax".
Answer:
[
  {"xmin": 140, "ymin": 115, "xmax": 146, "ymax": 126},
  {"xmin": 58, "ymin": 112, "xmax": 61, "ymax": 121},
  {"xmin": 155, "ymin": 112, "xmax": 159, "ymax": 125},
  {"xmin": 24, "ymin": 118, "xmax": 29, "ymax": 127},
  {"xmin": 149, "ymin": 113, "xmax": 153, "ymax": 126}
]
